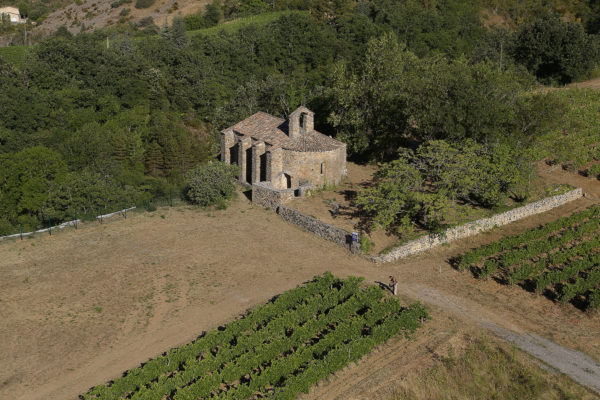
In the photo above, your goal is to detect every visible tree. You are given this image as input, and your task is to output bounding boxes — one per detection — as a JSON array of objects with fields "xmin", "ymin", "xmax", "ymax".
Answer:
[
  {"xmin": 512, "ymin": 15, "xmax": 598, "ymax": 84},
  {"xmin": 205, "ymin": 0, "xmax": 224, "ymax": 26},
  {"xmin": 328, "ymin": 33, "xmax": 417, "ymax": 158},
  {"xmin": 356, "ymin": 139, "xmax": 533, "ymax": 232},
  {"xmin": 0, "ymin": 146, "xmax": 67, "ymax": 229},
  {"xmin": 184, "ymin": 162, "xmax": 239, "ymax": 207}
]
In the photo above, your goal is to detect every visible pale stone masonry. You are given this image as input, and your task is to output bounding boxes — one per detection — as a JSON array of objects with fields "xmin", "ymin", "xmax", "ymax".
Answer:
[
  {"xmin": 0, "ymin": 7, "xmax": 25, "ymax": 23},
  {"xmin": 372, "ymin": 188, "xmax": 584, "ymax": 263},
  {"xmin": 221, "ymin": 107, "xmax": 347, "ymax": 207},
  {"xmin": 277, "ymin": 205, "xmax": 360, "ymax": 252}
]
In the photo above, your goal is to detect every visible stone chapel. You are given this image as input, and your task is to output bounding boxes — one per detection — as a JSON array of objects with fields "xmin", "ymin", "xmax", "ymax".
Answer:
[{"xmin": 220, "ymin": 107, "xmax": 347, "ymax": 203}]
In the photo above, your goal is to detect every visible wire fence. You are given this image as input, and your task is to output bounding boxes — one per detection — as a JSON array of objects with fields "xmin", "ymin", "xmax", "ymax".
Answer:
[{"xmin": 0, "ymin": 190, "xmax": 185, "ymax": 242}]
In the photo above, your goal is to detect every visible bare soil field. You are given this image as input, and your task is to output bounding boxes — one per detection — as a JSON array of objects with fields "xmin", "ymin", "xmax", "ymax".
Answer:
[
  {"xmin": 570, "ymin": 76, "xmax": 600, "ymax": 90},
  {"xmin": 1, "ymin": 164, "xmax": 600, "ymax": 400}
]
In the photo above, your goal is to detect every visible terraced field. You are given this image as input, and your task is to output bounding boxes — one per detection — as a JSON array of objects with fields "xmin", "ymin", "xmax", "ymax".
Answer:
[
  {"xmin": 81, "ymin": 273, "xmax": 429, "ymax": 400},
  {"xmin": 457, "ymin": 205, "xmax": 600, "ymax": 310}
]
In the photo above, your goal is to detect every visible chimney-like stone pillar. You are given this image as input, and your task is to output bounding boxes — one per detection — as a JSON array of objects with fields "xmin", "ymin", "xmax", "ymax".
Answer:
[
  {"xmin": 302, "ymin": 112, "xmax": 314, "ymax": 133},
  {"xmin": 288, "ymin": 107, "xmax": 315, "ymax": 139},
  {"xmin": 252, "ymin": 141, "xmax": 265, "ymax": 183},
  {"xmin": 269, "ymin": 147, "xmax": 285, "ymax": 189},
  {"xmin": 220, "ymin": 130, "xmax": 235, "ymax": 164},
  {"xmin": 238, "ymin": 137, "xmax": 252, "ymax": 184},
  {"xmin": 289, "ymin": 112, "xmax": 300, "ymax": 139}
]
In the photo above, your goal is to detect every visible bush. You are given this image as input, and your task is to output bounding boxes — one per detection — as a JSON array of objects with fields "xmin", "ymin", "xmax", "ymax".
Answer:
[
  {"xmin": 512, "ymin": 15, "xmax": 598, "ymax": 84},
  {"xmin": 359, "ymin": 234, "xmax": 373, "ymax": 254},
  {"xmin": 589, "ymin": 164, "xmax": 600, "ymax": 180},
  {"xmin": 135, "ymin": 0, "xmax": 156, "ymax": 9},
  {"xmin": 111, "ymin": 0, "xmax": 131, "ymax": 8},
  {"xmin": 184, "ymin": 162, "xmax": 239, "ymax": 207}
]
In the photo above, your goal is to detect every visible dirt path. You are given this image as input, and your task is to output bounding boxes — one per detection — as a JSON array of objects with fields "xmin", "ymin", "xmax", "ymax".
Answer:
[
  {"xmin": 400, "ymin": 283, "xmax": 600, "ymax": 395},
  {"xmin": 488, "ymin": 324, "xmax": 600, "ymax": 393}
]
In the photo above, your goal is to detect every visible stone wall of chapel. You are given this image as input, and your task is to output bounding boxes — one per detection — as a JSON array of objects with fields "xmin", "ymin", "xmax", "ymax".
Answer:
[{"xmin": 282, "ymin": 146, "xmax": 346, "ymax": 188}]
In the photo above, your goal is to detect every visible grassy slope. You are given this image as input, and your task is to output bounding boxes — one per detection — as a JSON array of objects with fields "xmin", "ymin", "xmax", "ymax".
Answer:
[
  {"xmin": 392, "ymin": 335, "xmax": 598, "ymax": 400},
  {"xmin": 0, "ymin": 45, "xmax": 29, "ymax": 67},
  {"xmin": 537, "ymin": 88, "xmax": 600, "ymax": 171},
  {"xmin": 189, "ymin": 10, "xmax": 307, "ymax": 37}
]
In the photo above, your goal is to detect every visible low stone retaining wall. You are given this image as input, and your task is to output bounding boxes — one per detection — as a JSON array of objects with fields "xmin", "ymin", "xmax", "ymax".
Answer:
[
  {"xmin": 278, "ymin": 206, "xmax": 360, "ymax": 252},
  {"xmin": 0, "ymin": 206, "xmax": 137, "ymax": 242},
  {"xmin": 96, "ymin": 206, "xmax": 136, "ymax": 221},
  {"xmin": 252, "ymin": 182, "xmax": 295, "ymax": 209},
  {"xmin": 0, "ymin": 219, "xmax": 81, "ymax": 241},
  {"xmin": 371, "ymin": 188, "xmax": 583, "ymax": 263}
]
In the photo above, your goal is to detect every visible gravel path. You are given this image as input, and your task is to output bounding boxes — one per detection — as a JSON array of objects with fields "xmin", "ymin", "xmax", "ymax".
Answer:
[
  {"xmin": 484, "ymin": 322, "xmax": 600, "ymax": 394},
  {"xmin": 405, "ymin": 283, "xmax": 600, "ymax": 395}
]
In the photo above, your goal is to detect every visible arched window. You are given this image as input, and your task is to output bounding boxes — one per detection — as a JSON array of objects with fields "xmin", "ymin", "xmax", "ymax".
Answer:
[{"xmin": 299, "ymin": 113, "xmax": 307, "ymax": 130}]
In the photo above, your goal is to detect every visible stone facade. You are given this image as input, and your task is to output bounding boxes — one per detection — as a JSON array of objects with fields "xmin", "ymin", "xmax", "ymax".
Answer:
[
  {"xmin": 372, "ymin": 188, "xmax": 584, "ymax": 263},
  {"xmin": 221, "ymin": 107, "xmax": 347, "ymax": 206},
  {"xmin": 277, "ymin": 206, "xmax": 360, "ymax": 252},
  {"xmin": 0, "ymin": 7, "xmax": 24, "ymax": 23}
]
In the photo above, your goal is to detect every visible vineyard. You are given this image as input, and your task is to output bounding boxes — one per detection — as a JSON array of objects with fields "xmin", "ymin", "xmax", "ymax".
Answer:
[
  {"xmin": 81, "ymin": 273, "xmax": 429, "ymax": 400},
  {"xmin": 538, "ymin": 88, "xmax": 600, "ymax": 174},
  {"xmin": 457, "ymin": 205, "xmax": 600, "ymax": 311}
]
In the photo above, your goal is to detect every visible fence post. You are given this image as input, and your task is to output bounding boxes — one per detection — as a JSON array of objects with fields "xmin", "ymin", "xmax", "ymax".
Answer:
[
  {"xmin": 99, "ymin": 208, "xmax": 103, "ymax": 224},
  {"xmin": 124, "ymin": 205, "xmax": 127, "ymax": 219},
  {"xmin": 19, "ymin": 224, "xmax": 22, "ymax": 240},
  {"xmin": 170, "ymin": 190, "xmax": 173, "ymax": 207},
  {"xmin": 75, "ymin": 213, "xmax": 78, "ymax": 229},
  {"xmin": 48, "ymin": 218, "xmax": 52, "ymax": 236}
]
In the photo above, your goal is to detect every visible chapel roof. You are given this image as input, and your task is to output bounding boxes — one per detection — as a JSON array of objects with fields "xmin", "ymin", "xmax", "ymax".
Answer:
[{"xmin": 223, "ymin": 111, "xmax": 345, "ymax": 152}]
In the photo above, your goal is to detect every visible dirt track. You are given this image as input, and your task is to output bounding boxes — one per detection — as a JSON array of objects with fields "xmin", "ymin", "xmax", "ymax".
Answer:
[{"xmin": 1, "ymin": 164, "xmax": 600, "ymax": 399}]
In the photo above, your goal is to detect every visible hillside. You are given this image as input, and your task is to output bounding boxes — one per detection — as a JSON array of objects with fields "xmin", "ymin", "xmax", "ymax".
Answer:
[{"xmin": 31, "ymin": 0, "xmax": 210, "ymax": 36}]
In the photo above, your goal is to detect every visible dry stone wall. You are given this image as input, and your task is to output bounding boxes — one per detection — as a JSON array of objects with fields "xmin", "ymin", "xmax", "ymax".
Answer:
[
  {"xmin": 372, "ymin": 188, "xmax": 583, "ymax": 263},
  {"xmin": 277, "ymin": 206, "xmax": 360, "ymax": 252},
  {"xmin": 252, "ymin": 182, "xmax": 295, "ymax": 209}
]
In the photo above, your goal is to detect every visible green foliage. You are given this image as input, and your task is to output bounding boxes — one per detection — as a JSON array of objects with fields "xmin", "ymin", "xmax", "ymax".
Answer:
[
  {"xmin": 0, "ymin": 46, "xmax": 28, "ymax": 67},
  {"xmin": 359, "ymin": 234, "xmax": 373, "ymax": 254},
  {"xmin": 111, "ymin": 0, "xmax": 132, "ymax": 7},
  {"xmin": 80, "ymin": 273, "xmax": 429, "ymax": 399},
  {"xmin": 184, "ymin": 162, "xmax": 239, "ymax": 207},
  {"xmin": 589, "ymin": 164, "xmax": 600, "ymax": 179},
  {"xmin": 379, "ymin": 0, "xmax": 485, "ymax": 56},
  {"xmin": 536, "ymin": 88, "xmax": 600, "ymax": 167},
  {"xmin": 204, "ymin": 0, "xmax": 224, "ymax": 26},
  {"xmin": 458, "ymin": 204, "xmax": 600, "ymax": 310},
  {"xmin": 328, "ymin": 33, "xmax": 560, "ymax": 159},
  {"xmin": 512, "ymin": 15, "xmax": 598, "ymax": 84},
  {"xmin": 135, "ymin": 0, "xmax": 155, "ymax": 9},
  {"xmin": 356, "ymin": 140, "xmax": 532, "ymax": 231}
]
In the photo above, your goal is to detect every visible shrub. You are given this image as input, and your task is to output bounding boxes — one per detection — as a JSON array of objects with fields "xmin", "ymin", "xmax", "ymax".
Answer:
[
  {"xmin": 111, "ymin": 0, "xmax": 131, "ymax": 8},
  {"xmin": 184, "ymin": 162, "xmax": 239, "ymax": 207},
  {"xmin": 119, "ymin": 8, "xmax": 130, "ymax": 16},
  {"xmin": 135, "ymin": 0, "xmax": 155, "ymax": 9},
  {"xmin": 359, "ymin": 234, "xmax": 373, "ymax": 254},
  {"xmin": 512, "ymin": 15, "xmax": 598, "ymax": 84},
  {"xmin": 589, "ymin": 164, "xmax": 600, "ymax": 180}
]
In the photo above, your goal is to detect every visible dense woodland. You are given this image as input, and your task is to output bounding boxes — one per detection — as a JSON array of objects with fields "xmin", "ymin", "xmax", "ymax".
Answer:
[{"xmin": 1, "ymin": 0, "xmax": 600, "ymax": 234}]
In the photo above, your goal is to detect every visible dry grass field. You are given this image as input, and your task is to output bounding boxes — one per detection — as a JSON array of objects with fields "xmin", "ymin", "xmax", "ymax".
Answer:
[{"xmin": 1, "ymin": 164, "xmax": 600, "ymax": 399}]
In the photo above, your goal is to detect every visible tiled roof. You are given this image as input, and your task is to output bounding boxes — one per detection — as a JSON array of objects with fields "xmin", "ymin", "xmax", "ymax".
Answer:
[
  {"xmin": 223, "ymin": 111, "xmax": 345, "ymax": 152},
  {"xmin": 284, "ymin": 130, "xmax": 345, "ymax": 152}
]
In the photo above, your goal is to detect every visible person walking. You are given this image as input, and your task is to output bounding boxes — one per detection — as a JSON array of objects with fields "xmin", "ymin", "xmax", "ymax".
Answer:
[{"xmin": 389, "ymin": 275, "xmax": 398, "ymax": 296}]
